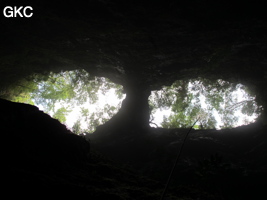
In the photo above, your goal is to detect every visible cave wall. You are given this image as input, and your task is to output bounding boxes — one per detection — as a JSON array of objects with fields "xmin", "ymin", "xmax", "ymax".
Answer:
[
  {"xmin": 0, "ymin": 1, "xmax": 266, "ymax": 121},
  {"xmin": 1, "ymin": 2, "xmax": 267, "ymax": 199}
]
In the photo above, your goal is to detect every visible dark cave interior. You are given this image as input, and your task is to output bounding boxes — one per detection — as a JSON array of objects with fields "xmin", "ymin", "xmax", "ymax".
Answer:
[{"xmin": 1, "ymin": 0, "xmax": 267, "ymax": 199}]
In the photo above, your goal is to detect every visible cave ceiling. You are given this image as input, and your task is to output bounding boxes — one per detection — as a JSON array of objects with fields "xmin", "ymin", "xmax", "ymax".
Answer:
[{"xmin": 1, "ymin": 0, "xmax": 267, "ymax": 91}]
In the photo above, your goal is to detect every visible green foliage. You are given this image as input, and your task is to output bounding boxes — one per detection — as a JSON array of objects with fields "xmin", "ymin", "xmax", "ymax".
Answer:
[
  {"xmin": 150, "ymin": 78, "xmax": 260, "ymax": 129},
  {"xmin": 80, "ymin": 107, "xmax": 90, "ymax": 121},
  {"xmin": 72, "ymin": 118, "xmax": 83, "ymax": 134},
  {"xmin": 52, "ymin": 106, "xmax": 71, "ymax": 123},
  {"xmin": 32, "ymin": 71, "xmax": 82, "ymax": 112},
  {"xmin": 0, "ymin": 75, "xmax": 40, "ymax": 104},
  {"xmin": 2, "ymin": 69, "xmax": 125, "ymax": 134},
  {"xmin": 36, "ymin": 70, "xmax": 124, "ymax": 133}
]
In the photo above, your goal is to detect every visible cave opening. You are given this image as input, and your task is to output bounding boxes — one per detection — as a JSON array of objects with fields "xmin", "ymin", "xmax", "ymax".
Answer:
[
  {"xmin": 3, "ymin": 69, "xmax": 263, "ymax": 134},
  {"xmin": 3, "ymin": 69, "xmax": 126, "ymax": 134},
  {"xmin": 149, "ymin": 78, "xmax": 262, "ymax": 129}
]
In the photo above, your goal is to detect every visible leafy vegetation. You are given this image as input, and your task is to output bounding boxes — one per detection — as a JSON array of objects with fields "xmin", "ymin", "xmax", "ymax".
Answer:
[
  {"xmin": 2, "ymin": 69, "xmax": 262, "ymax": 133},
  {"xmin": 149, "ymin": 78, "xmax": 262, "ymax": 129},
  {"xmin": 1, "ymin": 69, "xmax": 125, "ymax": 134}
]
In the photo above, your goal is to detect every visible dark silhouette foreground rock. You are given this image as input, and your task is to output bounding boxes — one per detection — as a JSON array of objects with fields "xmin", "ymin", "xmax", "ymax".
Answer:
[
  {"xmin": 0, "ymin": 99, "xmax": 164, "ymax": 199},
  {"xmin": 0, "ymin": 98, "xmax": 90, "ymax": 168}
]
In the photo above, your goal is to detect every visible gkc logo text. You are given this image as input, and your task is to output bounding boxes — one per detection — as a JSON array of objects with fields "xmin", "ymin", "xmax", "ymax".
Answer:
[{"xmin": 3, "ymin": 6, "xmax": 33, "ymax": 18}]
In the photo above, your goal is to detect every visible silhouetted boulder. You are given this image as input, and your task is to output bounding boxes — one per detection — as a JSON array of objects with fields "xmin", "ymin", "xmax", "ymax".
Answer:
[{"xmin": 0, "ymin": 98, "xmax": 90, "ymax": 169}]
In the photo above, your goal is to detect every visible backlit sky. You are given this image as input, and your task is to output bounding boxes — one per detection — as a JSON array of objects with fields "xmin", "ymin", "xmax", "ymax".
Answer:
[{"xmin": 42, "ymin": 86, "xmax": 258, "ymax": 131}]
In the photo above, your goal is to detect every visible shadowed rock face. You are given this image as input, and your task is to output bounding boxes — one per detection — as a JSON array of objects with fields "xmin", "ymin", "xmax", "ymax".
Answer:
[
  {"xmin": 0, "ymin": 98, "xmax": 90, "ymax": 168},
  {"xmin": 90, "ymin": 121, "xmax": 267, "ymax": 199},
  {"xmin": 93, "ymin": 82, "xmax": 151, "ymax": 138}
]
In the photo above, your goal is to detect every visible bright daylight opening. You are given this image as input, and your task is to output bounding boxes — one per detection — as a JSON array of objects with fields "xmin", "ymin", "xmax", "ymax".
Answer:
[
  {"xmin": 149, "ymin": 79, "xmax": 262, "ymax": 129},
  {"xmin": 28, "ymin": 69, "xmax": 126, "ymax": 134},
  {"xmin": 11, "ymin": 72, "xmax": 262, "ymax": 132}
]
